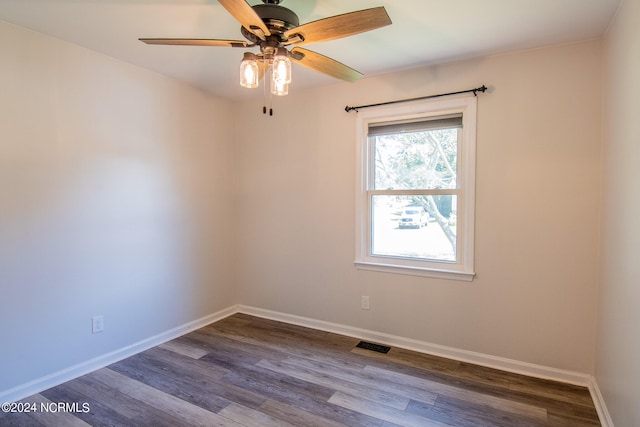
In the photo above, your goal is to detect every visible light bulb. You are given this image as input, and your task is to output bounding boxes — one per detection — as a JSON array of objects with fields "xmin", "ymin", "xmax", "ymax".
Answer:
[
  {"xmin": 239, "ymin": 53, "xmax": 259, "ymax": 89},
  {"xmin": 271, "ymin": 78, "xmax": 289, "ymax": 96},
  {"xmin": 272, "ymin": 57, "xmax": 291, "ymax": 84},
  {"xmin": 272, "ymin": 50, "xmax": 291, "ymax": 84}
]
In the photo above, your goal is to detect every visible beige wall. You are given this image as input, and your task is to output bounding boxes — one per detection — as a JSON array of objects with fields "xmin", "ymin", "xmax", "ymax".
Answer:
[
  {"xmin": 237, "ymin": 40, "xmax": 602, "ymax": 374},
  {"xmin": 0, "ymin": 21, "xmax": 237, "ymax": 392},
  {"xmin": 597, "ymin": 0, "xmax": 640, "ymax": 424}
]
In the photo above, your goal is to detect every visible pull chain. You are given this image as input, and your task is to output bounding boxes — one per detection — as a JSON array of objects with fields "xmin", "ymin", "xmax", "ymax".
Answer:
[
  {"xmin": 262, "ymin": 65, "xmax": 267, "ymax": 115},
  {"xmin": 261, "ymin": 63, "xmax": 274, "ymax": 116},
  {"xmin": 268, "ymin": 65, "xmax": 273, "ymax": 116}
]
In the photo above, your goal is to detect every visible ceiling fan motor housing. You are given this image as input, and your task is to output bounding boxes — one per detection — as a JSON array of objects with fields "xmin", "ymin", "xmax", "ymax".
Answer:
[{"xmin": 241, "ymin": 3, "xmax": 300, "ymax": 46}]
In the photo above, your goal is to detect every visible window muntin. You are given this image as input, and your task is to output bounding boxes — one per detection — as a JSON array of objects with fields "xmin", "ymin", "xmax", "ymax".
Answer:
[{"xmin": 355, "ymin": 96, "xmax": 476, "ymax": 280}]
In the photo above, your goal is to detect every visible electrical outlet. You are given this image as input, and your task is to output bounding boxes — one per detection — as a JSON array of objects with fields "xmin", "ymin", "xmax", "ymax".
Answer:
[
  {"xmin": 92, "ymin": 315, "xmax": 104, "ymax": 334},
  {"xmin": 361, "ymin": 296, "xmax": 370, "ymax": 310}
]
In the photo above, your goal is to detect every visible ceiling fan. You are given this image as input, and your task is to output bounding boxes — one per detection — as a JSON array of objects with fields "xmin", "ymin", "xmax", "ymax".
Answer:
[{"xmin": 140, "ymin": 0, "xmax": 392, "ymax": 96}]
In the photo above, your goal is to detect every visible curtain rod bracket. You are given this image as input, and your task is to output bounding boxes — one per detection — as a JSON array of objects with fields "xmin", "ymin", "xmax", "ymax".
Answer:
[{"xmin": 345, "ymin": 85, "xmax": 487, "ymax": 113}]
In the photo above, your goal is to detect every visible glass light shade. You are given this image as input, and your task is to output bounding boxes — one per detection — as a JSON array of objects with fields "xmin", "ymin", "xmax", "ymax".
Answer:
[
  {"xmin": 240, "ymin": 54, "xmax": 259, "ymax": 89},
  {"xmin": 272, "ymin": 55, "xmax": 291, "ymax": 84},
  {"xmin": 271, "ymin": 77, "xmax": 289, "ymax": 96}
]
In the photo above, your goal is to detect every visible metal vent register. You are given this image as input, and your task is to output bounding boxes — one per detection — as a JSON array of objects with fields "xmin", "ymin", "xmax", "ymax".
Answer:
[{"xmin": 355, "ymin": 341, "xmax": 391, "ymax": 354}]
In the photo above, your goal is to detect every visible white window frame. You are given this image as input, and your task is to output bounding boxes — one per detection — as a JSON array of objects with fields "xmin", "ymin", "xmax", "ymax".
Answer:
[{"xmin": 354, "ymin": 95, "xmax": 477, "ymax": 281}]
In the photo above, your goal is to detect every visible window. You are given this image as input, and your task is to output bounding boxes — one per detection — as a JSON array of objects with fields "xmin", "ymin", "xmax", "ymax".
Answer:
[{"xmin": 355, "ymin": 95, "xmax": 477, "ymax": 280}]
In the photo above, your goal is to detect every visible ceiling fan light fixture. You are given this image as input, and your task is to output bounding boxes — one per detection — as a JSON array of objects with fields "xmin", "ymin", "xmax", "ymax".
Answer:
[
  {"xmin": 271, "ymin": 77, "xmax": 289, "ymax": 96},
  {"xmin": 240, "ymin": 52, "xmax": 260, "ymax": 88},
  {"xmin": 272, "ymin": 48, "xmax": 292, "ymax": 84}
]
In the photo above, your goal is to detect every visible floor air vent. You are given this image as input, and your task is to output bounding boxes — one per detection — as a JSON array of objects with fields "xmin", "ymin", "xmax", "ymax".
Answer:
[{"xmin": 356, "ymin": 341, "xmax": 391, "ymax": 354}]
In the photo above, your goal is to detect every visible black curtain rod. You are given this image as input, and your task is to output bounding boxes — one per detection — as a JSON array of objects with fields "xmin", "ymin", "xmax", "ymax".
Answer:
[{"xmin": 345, "ymin": 85, "xmax": 487, "ymax": 113}]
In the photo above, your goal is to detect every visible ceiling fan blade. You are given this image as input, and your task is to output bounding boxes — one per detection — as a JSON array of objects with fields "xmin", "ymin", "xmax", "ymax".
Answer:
[
  {"xmin": 218, "ymin": 0, "xmax": 270, "ymax": 40},
  {"xmin": 139, "ymin": 38, "xmax": 249, "ymax": 47},
  {"xmin": 284, "ymin": 6, "xmax": 391, "ymax": 46},
  {"xmin": 290, "ymin": 47, "xmax": 363, "ymax": 83}
]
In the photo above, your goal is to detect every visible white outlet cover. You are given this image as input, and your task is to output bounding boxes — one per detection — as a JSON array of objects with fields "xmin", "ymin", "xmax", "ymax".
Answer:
[{"xmin": 92, "ymin": 315, "xmax": 104, "ymax": 334}]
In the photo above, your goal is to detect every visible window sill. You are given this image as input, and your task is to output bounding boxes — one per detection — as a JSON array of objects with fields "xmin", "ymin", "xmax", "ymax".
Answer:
[{"xmin": 354, "ymin": 260, "xmax": 475, "ymax": 282}]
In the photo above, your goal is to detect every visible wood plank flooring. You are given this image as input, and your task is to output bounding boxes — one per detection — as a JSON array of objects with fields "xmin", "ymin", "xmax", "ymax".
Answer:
[{"xmin": 1, "ymin": 313, "xmax": 601, "ymax": 426}]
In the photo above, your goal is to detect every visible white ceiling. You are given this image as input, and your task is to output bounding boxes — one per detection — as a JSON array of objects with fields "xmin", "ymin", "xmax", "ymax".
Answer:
[{"xmin": 0, "ymin": 0, "xmax": 621, "ymax": 100}]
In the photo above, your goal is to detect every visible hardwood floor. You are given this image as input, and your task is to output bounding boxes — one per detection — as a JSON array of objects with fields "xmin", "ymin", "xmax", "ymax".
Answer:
[{"xmin": 2, "ymin": 314, "xmax": 601, "ymax": 426}]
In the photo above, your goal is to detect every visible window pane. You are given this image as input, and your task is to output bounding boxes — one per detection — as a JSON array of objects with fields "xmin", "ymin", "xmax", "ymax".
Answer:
[
  {"xmin": 371, "ymin": 195, "xmax": 457, "ymax": 262},
  {"xmin": 373, "ymin": 128, "xmax": 458, "ymax": 190}
]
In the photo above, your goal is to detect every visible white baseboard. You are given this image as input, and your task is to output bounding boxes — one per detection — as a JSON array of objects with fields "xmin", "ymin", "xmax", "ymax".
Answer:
[
  {"xmin": 237, "ymin": 305, "xmax": 592, "ymax": 386},
  {"xmin": 589, "ymin": 377, "xmax": 614, "ymax": 427},
  {"xmin": 0, "ymin": 305, "xmax": 239, "ymax": 404}
]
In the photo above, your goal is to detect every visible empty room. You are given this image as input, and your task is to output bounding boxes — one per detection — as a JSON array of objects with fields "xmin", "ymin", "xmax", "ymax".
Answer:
[{"xmin": 0, "ymin": 0, "xmax": 638, "ymax": 426}]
